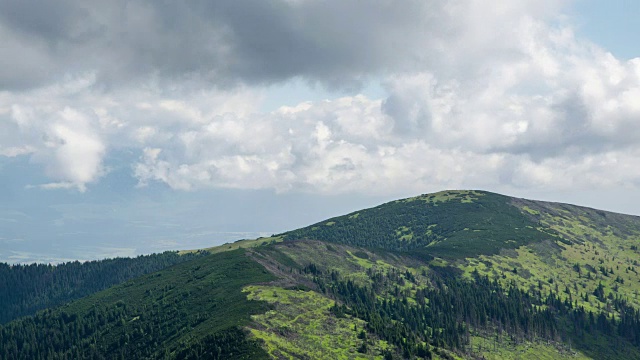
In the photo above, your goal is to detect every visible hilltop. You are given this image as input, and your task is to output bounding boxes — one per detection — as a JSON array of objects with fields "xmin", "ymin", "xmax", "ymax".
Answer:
[{"xmin": 3, "ymin": 190, "xmax": 640, "ymax": 359}]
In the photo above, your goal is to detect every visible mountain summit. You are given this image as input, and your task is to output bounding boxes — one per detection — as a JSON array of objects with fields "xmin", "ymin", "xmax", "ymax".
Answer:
[{"xmin": 3, "ymin": 190, "xmax": 640, "ymax": 359}]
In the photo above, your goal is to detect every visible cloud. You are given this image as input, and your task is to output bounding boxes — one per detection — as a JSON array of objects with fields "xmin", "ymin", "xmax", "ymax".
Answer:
[
  {"xmin": 3, "ymin": 80, "xmax": 107, "ymax": 191},
  {"xmin": 0, "ymin": 0, "xmax": 568, "ymax": 90},
  {"xmin": 1, "ymin": 0, "xmax": 640, "ymax": 196},
  {"xmin": 1, "ymin": 73, "xmax": 265, "ymax": 190}
]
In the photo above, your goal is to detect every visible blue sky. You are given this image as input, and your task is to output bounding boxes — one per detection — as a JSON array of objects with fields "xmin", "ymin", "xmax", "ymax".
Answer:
[
  {"xmin": 571, "ymin": 0, "xmax": 639, "ymax": 59},
  {"xmin": 1, "ymin": 0, "xmax": 640, "ymax": 263}
]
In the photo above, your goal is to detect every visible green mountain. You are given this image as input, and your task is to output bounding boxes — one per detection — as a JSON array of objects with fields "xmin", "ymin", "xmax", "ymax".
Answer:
[
  {"xmin": 3, "ymin": 190, "xmax": 640, "ymax": 359},
  {"xmin": 280, "ymin": 190, "xmax": 552, "ymax": 258}
]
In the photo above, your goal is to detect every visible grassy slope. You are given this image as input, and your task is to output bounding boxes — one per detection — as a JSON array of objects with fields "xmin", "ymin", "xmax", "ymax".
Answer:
[
  {"xmin": 245, "ymin": 285, "xmax": 390, "ymax": 359},
  {"xmin": 240, "ymin": 240, "xmax": 590, "ymax": 360},
  {"xmin": 459, "ymin": 198, "xmax": 640, "ymax": 312},
  {"xmin": 246, "ymin": 241, "xmax": 393, "ymax": 359},
  {"xmin": 243, "ymin": 191, "xmax": 640, "ymax": 359},
  {"xmin": 457, "ymin": 199, "xmax": 640, "ymax": 359}
]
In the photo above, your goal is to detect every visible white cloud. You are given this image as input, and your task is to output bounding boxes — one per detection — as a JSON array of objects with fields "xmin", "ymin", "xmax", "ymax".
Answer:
[
  {"xmin": 44, "ymin": 108, "xmax": 105, "ymax": 190},
  {"xmin": 4, "ymin": 87, "xmax": 107, "ymax": 192},
  {"xmin": 1, "ymin": 0, "xmax": 639, "ymax": 196}
]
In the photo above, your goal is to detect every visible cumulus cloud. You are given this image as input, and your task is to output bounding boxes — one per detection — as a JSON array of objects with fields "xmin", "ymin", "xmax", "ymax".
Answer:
[
  {"xmin": 9, "ymin": 105, "xmax": 105, "ymax": 191},
  {"xmin": 1, "ymin": 0, "xmax": 639, "ymax": 195}
]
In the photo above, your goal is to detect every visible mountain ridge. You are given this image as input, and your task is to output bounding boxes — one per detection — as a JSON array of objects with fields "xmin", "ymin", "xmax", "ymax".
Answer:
[
  {"xmin": 279, "ymin": 190, "xmax": 553, "ymax": 258},
  {"xmin": 3, "ymin": 189, "xmax": 640, "ymax": 359}
]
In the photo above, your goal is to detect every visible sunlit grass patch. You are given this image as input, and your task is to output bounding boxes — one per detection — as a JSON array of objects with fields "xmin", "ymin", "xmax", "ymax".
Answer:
[
  {"xmin": 469, "ymin": 335, "xmax": 590, "ymax": 360},
  {"xmin": 245, "ymin": 285, "xmax": 388, "ymax": 359}
]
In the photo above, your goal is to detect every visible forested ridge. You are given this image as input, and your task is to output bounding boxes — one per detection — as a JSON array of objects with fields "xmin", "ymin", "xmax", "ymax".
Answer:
[
  {"xmin": 0, "ymin": 249, "xmax": 273, "ymax": 359},
  {"xmin": 281, "ymin": 190, "xmax": 552, "ymax": 258},
  {"xmin": 0, "ymin": 251, "xmax": 206, "ymax": 324}
]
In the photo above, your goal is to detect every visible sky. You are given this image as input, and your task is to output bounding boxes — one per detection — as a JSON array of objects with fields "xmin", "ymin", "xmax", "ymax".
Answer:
[{"xmin": 1, "ymin": 0, "xmax": 640, "ymax": 264}]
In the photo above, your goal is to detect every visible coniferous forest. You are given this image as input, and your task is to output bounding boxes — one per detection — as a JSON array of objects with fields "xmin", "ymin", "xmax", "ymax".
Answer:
[
  {"xmin": 0, "ymin": 251, "xmax": 206, "ymax": 324},
  {"xmin": 0, "ymin": 250, "xmax": 272, "ymax": 359}
]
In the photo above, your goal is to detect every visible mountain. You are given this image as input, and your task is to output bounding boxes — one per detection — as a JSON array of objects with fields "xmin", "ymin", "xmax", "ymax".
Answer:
[
  {"xmin": 280, "ymin": 190, "xmax": 552, "ymax": 258},
  {"xmin": 3, "ymin": 190, "xmax": 640, "ymax": 359}
]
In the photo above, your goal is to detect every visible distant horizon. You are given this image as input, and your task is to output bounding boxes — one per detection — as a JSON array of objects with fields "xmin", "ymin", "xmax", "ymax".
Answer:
[{"xmin": 3, "ymin": 187, "xmax": 640, "ymax": 265}]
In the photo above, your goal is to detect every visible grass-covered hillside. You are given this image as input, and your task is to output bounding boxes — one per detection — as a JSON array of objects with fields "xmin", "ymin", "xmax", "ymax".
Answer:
[{"xmin": 3, "ymin": 190, "xmax": 640, "ymax": 359}]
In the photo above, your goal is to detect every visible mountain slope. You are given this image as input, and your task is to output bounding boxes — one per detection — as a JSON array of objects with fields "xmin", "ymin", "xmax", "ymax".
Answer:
[
  {"xmin": 0, "ymin": 249, "xmax": 274, "ymax": 359},
  {"xmin": 280, "ymin": 190, "xmax": 555, "ymax": 258},
  {"xmin": 3, "ymin": 190, "xmax": 640, "ymax": 359},
  {"xmin": 0, "ymin": 251, "xmax": 206, "ymax": 324},
  {"xmin": 248, "ymin": 239, "xmax": 640, "ymax": 359}
]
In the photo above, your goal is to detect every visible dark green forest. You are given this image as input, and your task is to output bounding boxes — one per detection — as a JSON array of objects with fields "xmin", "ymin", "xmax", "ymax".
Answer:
[
  {"xmin": 0, "ymin": 249, "xmax": 272, "ymax": 359},
  {"xmin": 0, "ymin": 251, "xmax": 206, "ymax": 324}
]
